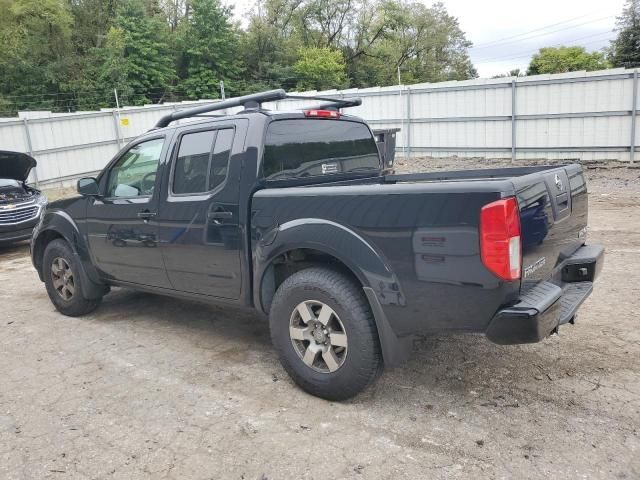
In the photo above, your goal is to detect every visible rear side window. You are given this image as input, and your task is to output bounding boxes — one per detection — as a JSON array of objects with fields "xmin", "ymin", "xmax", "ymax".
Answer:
[
  {"xmin": 173, "ymin": 128, "xmax": 235, "ymax": 195},
  {"xmin": 263, "ymin": 119, "xmax": 380, "ymax": 180}
]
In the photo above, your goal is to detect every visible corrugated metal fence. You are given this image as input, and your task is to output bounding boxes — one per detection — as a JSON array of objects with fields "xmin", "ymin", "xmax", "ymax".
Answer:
[{"xmin": 1, "ymin": 68, "xmax": 639, "ymax": 187}]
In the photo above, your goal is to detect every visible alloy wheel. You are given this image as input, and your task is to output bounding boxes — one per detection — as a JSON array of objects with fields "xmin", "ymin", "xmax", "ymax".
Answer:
[
  {"xmin": 51, "ymin": 257, "xmax": 75, "ymax": 301},
  {"xmin": 289, "ymin": 300, "xmax": 348, "ymax": 373}
]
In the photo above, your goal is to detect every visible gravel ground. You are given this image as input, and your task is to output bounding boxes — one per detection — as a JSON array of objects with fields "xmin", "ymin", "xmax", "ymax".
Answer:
[{"xmin": 1, "ymin": 158, "xmax": 639, "ymax": 479}]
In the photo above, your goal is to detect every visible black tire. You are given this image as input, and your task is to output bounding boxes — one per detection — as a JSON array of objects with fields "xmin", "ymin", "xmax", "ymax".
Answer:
[
  {"xmin": 269, "ymin": 267, "xmax": 382, "ymax": 400},
  {"xmin": 43, "ymin": 239, "xmax": 102, "ymax": 317}
]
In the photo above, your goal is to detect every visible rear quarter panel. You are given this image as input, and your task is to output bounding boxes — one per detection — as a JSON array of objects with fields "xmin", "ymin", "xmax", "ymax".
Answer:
[{"xmin": 252, "ymin": 182, "xmax": 521, "ymax": 336}]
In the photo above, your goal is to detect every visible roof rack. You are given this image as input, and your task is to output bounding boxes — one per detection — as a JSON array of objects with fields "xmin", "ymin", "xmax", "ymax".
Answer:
[
  {"xmin": 153, "ymin": 89, "xmax": 362, "ymax": 128},
  {"xmin": 154, "ymin": 89, "xmax": 287, "ymax": 128},
  {"xmin": 284, "ymin": 94, "xmax": 362, "ymax": 111}
]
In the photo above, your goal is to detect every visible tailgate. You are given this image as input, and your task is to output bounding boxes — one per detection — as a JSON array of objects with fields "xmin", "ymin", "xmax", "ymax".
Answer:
[{"xmin": 516, "ymin": 164, "xmax": 588, "ymax": 282}]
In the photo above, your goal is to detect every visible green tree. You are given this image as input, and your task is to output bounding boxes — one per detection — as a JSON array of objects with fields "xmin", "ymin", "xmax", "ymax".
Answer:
[
  {"xmin": 359, "ymin": 1, "xmax": 476, "ymax": 86},
  {"xmin": 68, "ymin": 0, "xmax": 122, "ymax": 53},
  {"xmin": 610, "ymin": 0, "xmax": 640, "ymax": 68},
  {"xmin": 0, "ymin": 0, "xmax": 73, "ymax": 113},
  {"xmin": 293, "ymin": 47, "xmax": 347, "ymax": 90},
  {"xmin": 527, "ymin": 46, "xmax": 609, "ymax": 75},
  {"xmin": 0, "ymin": 0, "xmax": 479, "ymax": 114},
  {"xmin": 242, "ymin": 0, "xmax": 476, "ymax": 91},
  {"xmin": 492, "ymin": 68, "xmax": 525, "ymax": 79},
  {"xmin": 108, "ymin": 0, "xmax": 175, "ymax": 104},
  {"xmin": 176, "ymin": 0, "xmax": 242, "ymax": 99},
  {"xmin": 240, "ymin": 0, "xmax": 304, "ymax": 91}
]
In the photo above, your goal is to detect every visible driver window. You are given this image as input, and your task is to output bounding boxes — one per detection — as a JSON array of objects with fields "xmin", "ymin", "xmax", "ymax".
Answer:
[{"xmin": 107, "ymin": 138, "xmax": 164, "ymax": 198}]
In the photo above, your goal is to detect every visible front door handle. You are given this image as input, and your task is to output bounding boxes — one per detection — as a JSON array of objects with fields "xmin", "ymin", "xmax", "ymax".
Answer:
[
  {"xmin": 208, "ymin": 207, "xmax": 233, "ymax": 225},
  {"xmin": 208, "ymin": 210, "xmax": 233, "ymax": 220}
]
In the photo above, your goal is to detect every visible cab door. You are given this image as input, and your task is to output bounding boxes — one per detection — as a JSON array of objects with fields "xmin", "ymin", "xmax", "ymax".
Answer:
[
  {"xmin": 157, "ymin": 120, "xmax": 245, "ymax": 299},
  {"xmin": 86, "ymin": 135, "xmax": 172, "ymax": 288}
]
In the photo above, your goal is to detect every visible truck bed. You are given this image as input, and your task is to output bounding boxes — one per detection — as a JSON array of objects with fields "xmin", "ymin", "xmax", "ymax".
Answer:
[
  {"xmin": 384, "ymin": 165, "xmax": 565, "ymax": 184},
  {"xmin": 252, "ymin": 163, "xmax": 588, "ymax": 338}
]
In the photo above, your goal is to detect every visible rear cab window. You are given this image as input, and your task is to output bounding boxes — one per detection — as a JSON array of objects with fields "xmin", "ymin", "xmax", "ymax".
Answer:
[{"xmin": 262, "ymin": 119, "xmax": 380, "ymax": 180}]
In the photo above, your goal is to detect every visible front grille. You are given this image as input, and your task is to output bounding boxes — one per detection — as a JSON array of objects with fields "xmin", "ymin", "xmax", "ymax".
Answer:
[{"xmin": 0, "ymin": 203, "xmax": 40, "ymax": 224}]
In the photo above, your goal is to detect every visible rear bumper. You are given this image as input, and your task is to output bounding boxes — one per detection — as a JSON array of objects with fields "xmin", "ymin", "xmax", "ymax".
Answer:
[{"xmin": 486, "ymin": 244, "xmax": 604, "ymax": 345}]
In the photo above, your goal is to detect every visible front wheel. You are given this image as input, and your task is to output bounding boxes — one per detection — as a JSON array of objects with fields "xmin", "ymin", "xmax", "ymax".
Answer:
[
  {"xmin": 43, "ymin": 239, "xmax": 102, "ymax": 317},
  {"xmin": 269, "ymin": 267, "xmax": 382, "ymax": 400}
]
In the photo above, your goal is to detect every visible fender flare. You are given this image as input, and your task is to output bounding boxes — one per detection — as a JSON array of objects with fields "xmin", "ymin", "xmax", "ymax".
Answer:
[
  {"xmin": 32, "ymin": 209, "xmax": 107, "ymax": 299},
  {"xmin": 253, "ymin": 218, "xmax": 410, "ymax": 367}
]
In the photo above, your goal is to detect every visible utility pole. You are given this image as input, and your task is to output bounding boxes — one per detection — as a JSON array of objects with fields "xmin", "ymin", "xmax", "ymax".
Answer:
[
  {"xmin": 397, "ymin": 65, "xmax": 406, "ymax": 158},
  {"xmin": 220, "ymin": 81, "xmax": 226, "ymax": 100},
  {"xmin": 114, "ymin": 89, "xmax": 123, "ymax": 149}
]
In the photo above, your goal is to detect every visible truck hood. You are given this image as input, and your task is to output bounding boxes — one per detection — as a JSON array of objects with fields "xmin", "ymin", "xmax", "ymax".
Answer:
[{"xmin": 0, "ymin": 150, "xmax": 37, "ymax": 182}]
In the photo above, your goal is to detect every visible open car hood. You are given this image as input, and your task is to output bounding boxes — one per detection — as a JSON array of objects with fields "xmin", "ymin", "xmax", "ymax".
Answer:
[{"xmin": 0, "ymin": 150, "xmax": 37, "ymax": 182}]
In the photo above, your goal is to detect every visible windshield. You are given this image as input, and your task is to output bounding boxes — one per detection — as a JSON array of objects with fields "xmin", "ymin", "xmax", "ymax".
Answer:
[{"xmin": 263, "ymin": 119, "xmax": 380, "ymax": 180}]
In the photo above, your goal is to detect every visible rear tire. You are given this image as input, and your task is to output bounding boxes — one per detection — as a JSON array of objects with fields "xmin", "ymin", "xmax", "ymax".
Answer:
[
  {"xmin": 43, "ymin": 239, "xmax": 102, "ymax": 317},
  {"xmin": 269, "ymin": 267, "xmax": 382, "ymax": 400}
]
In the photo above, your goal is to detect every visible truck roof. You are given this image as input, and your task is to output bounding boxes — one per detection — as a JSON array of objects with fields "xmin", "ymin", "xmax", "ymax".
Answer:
[
  {"xmin": 152, "ymin": 89, "xmax": 364, "ymax": 131},
  {"xmin": 149, "ymin": 109, "xmax": 368, "ymax": 136}
]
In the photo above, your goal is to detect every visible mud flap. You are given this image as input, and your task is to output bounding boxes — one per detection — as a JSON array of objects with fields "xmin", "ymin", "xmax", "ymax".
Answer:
[
  {"xmin": 363, "ymin": 286, "xmax": 412, "ymax": 368},
  {"xmin": 72, "ymin": 252, "xmax": 109, "ymax": 300}
]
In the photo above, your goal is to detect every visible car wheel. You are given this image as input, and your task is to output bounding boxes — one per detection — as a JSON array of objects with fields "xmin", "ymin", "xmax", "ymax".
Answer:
[
  {"xmin": 269, "ymin": 267, "xmax": 382, "ymax": 400},
  {"xmin": 43, "ymin": 239, "xmax": 102, "ymax": 317}
]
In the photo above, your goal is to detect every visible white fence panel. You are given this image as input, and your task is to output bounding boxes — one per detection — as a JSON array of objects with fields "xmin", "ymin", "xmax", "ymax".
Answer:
[
  {"xmin": 1, "ymin": 68, "xmax": 640, "ymax": 187},
  {"xmin": 0, "ymin": 122, "xmax": 29, "ymax": 152}
]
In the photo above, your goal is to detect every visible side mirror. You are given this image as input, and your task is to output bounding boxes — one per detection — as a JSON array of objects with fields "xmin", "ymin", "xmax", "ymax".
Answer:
[{"xmin": 77, "ymin": 177, "xmax": 99, "ymax": 196}]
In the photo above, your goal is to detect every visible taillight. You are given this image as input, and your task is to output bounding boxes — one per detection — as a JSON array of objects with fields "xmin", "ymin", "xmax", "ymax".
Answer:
[
  {"xmin": 304, "ymin": 109, "xmax": 340, "ymax": 119},
  {"xmin": 479, "ymin": 197, "xmax": 521, "ymax": 281}
]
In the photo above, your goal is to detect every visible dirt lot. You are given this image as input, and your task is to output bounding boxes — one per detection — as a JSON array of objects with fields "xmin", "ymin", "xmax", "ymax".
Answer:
[{"xmin": 1, "ymin": 158, "xmax": 639, "ymax": 479}]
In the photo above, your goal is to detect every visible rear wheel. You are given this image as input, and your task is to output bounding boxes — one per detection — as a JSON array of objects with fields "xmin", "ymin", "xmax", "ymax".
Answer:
[
  {"xmin": 43, "ymin": 239, "xmax": 102, "ymax": 316},
  {"xmin": 269, "ymin": 267, "xmax": 382, "ymax": 400}
]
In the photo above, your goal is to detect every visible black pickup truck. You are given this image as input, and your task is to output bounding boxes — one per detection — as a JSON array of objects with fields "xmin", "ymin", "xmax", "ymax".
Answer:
[{"xmin": 31, "ymin": 90, "xmax": 604, "ymax": 400}]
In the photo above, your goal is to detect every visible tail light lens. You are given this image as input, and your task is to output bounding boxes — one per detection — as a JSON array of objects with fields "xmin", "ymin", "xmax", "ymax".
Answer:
[
  {"xmin": 479, "ymin": 197, "xmax": 521, "ymax": 281},
  {"xmin": 304, "ymin": 109, "xmax": 340, "ymax": 119}
]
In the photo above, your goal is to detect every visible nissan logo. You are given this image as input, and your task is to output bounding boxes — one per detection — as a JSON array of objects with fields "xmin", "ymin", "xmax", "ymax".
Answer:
[{"xmin": 554, "ymin": 173, "xmax": 564, "ymax": 191}]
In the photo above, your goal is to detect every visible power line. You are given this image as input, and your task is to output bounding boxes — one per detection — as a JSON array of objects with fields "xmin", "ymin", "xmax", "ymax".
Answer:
[
  {"xmin": 1, "ymin": 93, "xmax": 197, "ymax": 112},
  {"xmin": 474, "ymin": 31, "xmax": 611, "ymax": 63},
  {"xmin": 471, "ymin": 15, "xmax": 615, "ymax": 52},
  {"xmin": 1, "ymin": 89, "xmax": 117, "ymax": 100},
  {"xmin": 1, "ymin": 97, "xmax": 115, "ymax": 108},
  {"xmin": 471, "ymin": 10, "xmax": 612, "ymax": 49},
  {"xmin": 473, "ymin": 30, "xmax": 615, "ymax": 64},
  {"xmin": 1, "ymin": 85, "xmax": 190, "ymax": 101}
]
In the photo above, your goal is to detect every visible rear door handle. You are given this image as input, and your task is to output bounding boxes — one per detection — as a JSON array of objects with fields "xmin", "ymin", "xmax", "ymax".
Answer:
[{"xmin": 137, "ymin": 210, "xmax": 157, "ymax": 220}]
